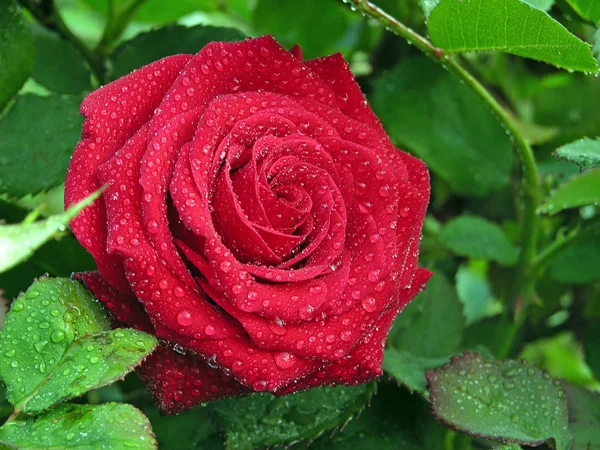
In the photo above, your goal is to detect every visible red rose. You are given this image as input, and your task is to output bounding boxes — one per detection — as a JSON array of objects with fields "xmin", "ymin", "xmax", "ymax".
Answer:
[{"xmin": 66, "ymin": 36, "xmax": 431, "ymax": 413}]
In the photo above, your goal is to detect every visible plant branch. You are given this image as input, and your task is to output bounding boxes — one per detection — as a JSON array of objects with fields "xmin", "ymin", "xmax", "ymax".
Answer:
[
  {"xmin": 95, "ymin": 0, "xmax": 148, "ymax": 57},
  {"xmin": 20, "ymin": 0, "xmax": 106, "ymax": 83},
  {"xmin": 530, "ymin": 219, "xmax": 600, "ymax": 277},
  {"xmin": 347, "ymin": 0, "xmax": 542, "ymax": 354}
]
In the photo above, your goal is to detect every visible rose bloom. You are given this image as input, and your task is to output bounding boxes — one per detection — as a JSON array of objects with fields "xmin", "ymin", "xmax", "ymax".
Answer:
[{"xmin": 66, "ymin": 36, "xmax": 431, "ymax": 413}]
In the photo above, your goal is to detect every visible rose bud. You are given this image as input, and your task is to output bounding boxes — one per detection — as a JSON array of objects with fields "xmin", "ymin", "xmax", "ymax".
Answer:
[{"xmin": 66, "ymin": 36, "xmax": 431, "ymax": 414}]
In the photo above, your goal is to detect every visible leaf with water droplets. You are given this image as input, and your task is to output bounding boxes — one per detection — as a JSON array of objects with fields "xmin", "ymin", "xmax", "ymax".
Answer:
[
  {"xmin": 426, "ymin": 353, "xmax": 573, "ymax": 450},
  {"xmin": 209, "ymin": 383, "xmax": 375, "ymax": 450},
  {"xmin": 0, "ymin": 190, "xmax": 100, "ymax": 274},
  {"xmin": 428, "ymin": 0, "xmax": 598, "ymax": 73},
  {"xmin": 0, "ymin": 0, "xmax": 34, "ymax": 109},
  {"xmin": 0, "ymin": 94, "xmax": 84, "ymax": 197},
  {"xmin": 537, "ymin": 168, "xmax": 600, "ymax": 215},
  {"xmin": 22, "ymin": 328, "xmax": 156, "ymax": 414},
  {"xmin": 0, "ymin": 402, "xmax": 156, "ymax": 449},
  {"xmin": 372, "ymin": 56, "xmax": 513, "ymax": 196},
  {"xmin": 554, "ymin": 137, "xmax": 600, "ymax": 170},
  {"xmin": 111, "ymin": 25, "xmax": 245, "ymax": 79},
  {"xmin": 440, "ymin": 216, "xmax": 519, "ymax": 266},
  {"xmin": 0, "ymin": 277, "xmax": 112, "ymax": 413}
]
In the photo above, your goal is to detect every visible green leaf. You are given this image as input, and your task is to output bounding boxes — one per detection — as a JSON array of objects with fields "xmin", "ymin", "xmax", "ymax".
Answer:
[
  {"xmin": 0, "ymin": 0, "xmax": 34, "ymax": 109},
  {"xmin": 23, "ymin": 328, "xmax": 156, "ymax": 414},
  {"xmin": 440, "ymin": 216, "xmax": 519, "ymax": 266},
  {"xmin": 389, "ymin": 272, "xmax": 464, "ymax": 358},
  {"xmin": 0, "ymin": 402, "xmax": 156, "ymax": 449},
  {"xmin": 0, "ymin": 94, "xmax": 84, "ymax": 197},
  {"xmin": 520, "ymin": 332, "xmax": 597, "ymax": 388},
  {"xmin": 311, "ymin": 382, "xmax": 447, "ymax": 449},
  {"xmin": 555, "ymin": 137, "xmax": 600, "ymax": 170},
  {"xmin": 418, "ymin": 0, "xmax": 440, "ymax": 18},
  {"xmin": 537, "ymin": 168, "xmax": 600, "ymax": 214},
  {"xmin": 584, "ymin": 320, "xmax": 600, "ymax": 379},
  {"xmin": 563, "ymin": 382, "xmax": 600, "ymax": 423},
  {"xmin": 382, "ymin": 349, "xmax": 449, "ymax": 395},
  {"xmin": 83, "ymin": 0, "xmax": 219, "ymax": 23},
  {"xmin": 111, "ymin": 25, "xmax": 245, "ymax": 80},
  {"xmin": 0, "ymin": 277, "xmax": 110, "ymax": 412},
  {"xmin": 563, "ymin": 383, "xmax": 600, "ymax": 450},
  {"xmin": 428, "ymin": 0, "xmax": 598, "ymax": 73},
  {"xmin": 31, "ymin": 27, "xmax": 91, "ymax": 94},
  {"xmin": 456, "ymin": 261, "xmax": 503, "ymax": 326},
  {"xmin": 547, "ymin": 234, "xmax": 600, "ymax": 284},
  {"xmin": 494, "ymin": 445, "xmax": 523, "ymax": 450},
  {"xmin": 532, "ymin": 75, "xmax": 600, "ymax": 148},
  {"xmin": 209, "ymin": 383, "xmax": 375, "ymax": 450},
  {"xmin": 253, "ymin": 0, "xmax": 349, "ymax": 59},
  {"xmin": 145, "ymin": 407, "xmax": 219, "ymax": 450},
  {"xmin": 372, "ymin": 57, "xmax": 513, "ymax": 196},
  {"xmin": 569, "ymin": 423, "xmax": 600, "ymax": 449},
  {"xmin": 565, "ymin": 0, "xmax": 600, "ymax": 24},
  {"xmin": 522, "ymin": 0, "xmax": 555, "ymax": 11},
  {"xmin": 427, "ymin": 353, "xmax": 573, "ymax": 450},
  {"xmin": 0, "ymin": 191, "xmax": 100, "ymax": 274}
]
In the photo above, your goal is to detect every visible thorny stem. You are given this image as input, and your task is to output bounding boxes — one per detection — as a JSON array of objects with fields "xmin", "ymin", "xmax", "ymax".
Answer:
[{"xmin": 347, "ymin": 0, "xmax": 542, "ymax": 356}]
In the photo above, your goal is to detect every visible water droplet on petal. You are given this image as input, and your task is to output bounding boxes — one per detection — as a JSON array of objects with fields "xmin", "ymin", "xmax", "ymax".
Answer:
[
  {"xmin": 274, "ymin": 351, "xmax": 296, "ymax": 369},
  {"xmin": 177, "ymin": 309, "xmax": 192, "ymax": 327},
  {"xmin": 361, "ymin": 296, "xmax": 377, "ymax": 312}
]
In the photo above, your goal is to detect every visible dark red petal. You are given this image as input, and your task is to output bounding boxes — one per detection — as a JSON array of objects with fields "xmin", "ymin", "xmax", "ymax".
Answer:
[
  {"xmin": 289, "ymin": 44, "xmax": 302, "ymax": 60},
  {"xmin": 150, "ymin": 36, "xmax": 337, "ymax": 133},
  {"xmin": 304, "ymin": 53, "xmax": 384, "ymax": 136},
  {"xmin": 98, "ymin": 126, "xmax": 241, "ymax": 341},
  {"xmin": 275, "ymin": 268, "xmax": 432, "ymax": 395},
  {"xmin": 137, "ymin": 345, "xmax": 250, "ymax": 414},
  {"xmin": 140, "ymin": 108, "xmax": 202, "ymax": 289},
  {"xmin": 65, "ymin": 55, "xmax": 192, "ymax": 292}
]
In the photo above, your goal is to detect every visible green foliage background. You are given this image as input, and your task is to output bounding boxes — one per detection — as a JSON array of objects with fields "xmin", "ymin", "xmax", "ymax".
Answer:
[{"xmin": 0, "ymin": 0, "xmax": 599, "ymax": 448}]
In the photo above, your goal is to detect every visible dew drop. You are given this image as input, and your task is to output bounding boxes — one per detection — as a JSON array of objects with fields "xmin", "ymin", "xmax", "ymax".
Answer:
[
  {"xmin": 50, "ymin": 329, "xmax": 65, "ymax": 343},
  {"xmin": 147, "ymin": 220, "xmax": 159, "ymax": 233},
  {"xmin": 361, "ymin": 296, "xmax": 376, "ymax": 312},
  {"xmin": 177, "ymin": 309, "xmax": 192, "ymax": 327},
  {"xmin": 219, "ymin": 261, "xmax": 232, "ymax": 273},
  {"xmin": 253, "ymin": 380, "xmax": 268, "ymax": 391},
  {"xmin": 274, "ymin": 351, "xmax": 296, "ymax": 369}
]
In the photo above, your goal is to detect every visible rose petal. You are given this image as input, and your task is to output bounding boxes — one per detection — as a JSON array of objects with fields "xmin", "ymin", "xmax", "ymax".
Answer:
[
  {"xmin": 98, "ymin": 125, "xmax": 241, "ymax": 341},
  {"xmin": 138, "ymin": 345, "xmax": 250, "ymax": 414},
  {"xmin": 65, "ymin": 55, "xmax": 192, "ymax": 292}
]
